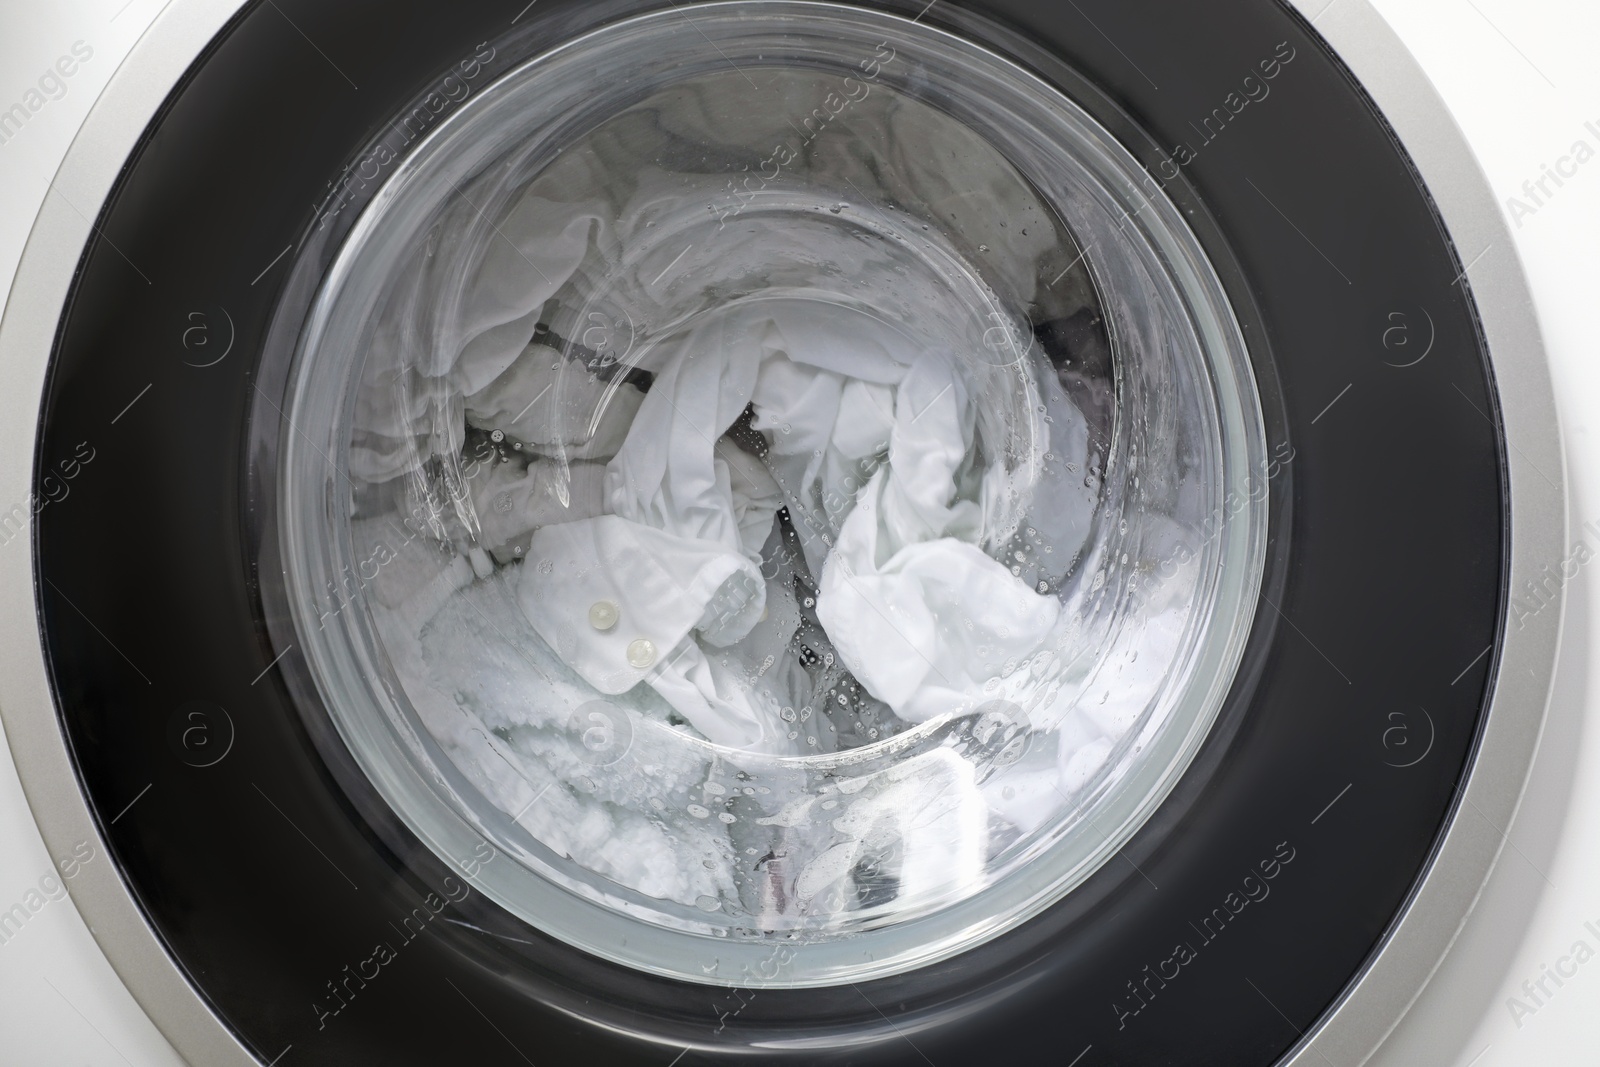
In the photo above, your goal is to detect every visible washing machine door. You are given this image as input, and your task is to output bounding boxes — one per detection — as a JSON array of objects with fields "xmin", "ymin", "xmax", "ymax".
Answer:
[{"xmin": 0, "ymin": 0, "xmax": 1561, "ymax": 1064}]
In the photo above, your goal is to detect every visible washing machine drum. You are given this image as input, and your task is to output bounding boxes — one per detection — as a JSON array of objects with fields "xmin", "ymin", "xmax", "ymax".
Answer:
[{"xmin": 34, "ymin": 0, "xmax": 1513, "ymax": 1063}]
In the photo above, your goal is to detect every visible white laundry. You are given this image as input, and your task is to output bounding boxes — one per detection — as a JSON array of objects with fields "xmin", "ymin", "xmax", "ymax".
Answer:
[
  {"xmin": 508, "ymin": 291, "xmax": 1076, "ymax": 756},
  {"xmin": 817, "ymin": 350, "xmax": 1062, "ymax": 723},
  {"xmin": 347, "ymin": 65, "xmax": 1083, "ymax": 490},
  {"xmin": 337, "ymin": 64, "xmax": 1170, "ymax": 925},
  {"xmin": 396, "ymin": 572, "xmax": 737, "ymax": 907}
]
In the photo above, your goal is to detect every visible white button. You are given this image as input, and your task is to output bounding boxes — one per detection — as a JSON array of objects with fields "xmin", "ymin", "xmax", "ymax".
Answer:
[
  {"xmin": 626, "ymin": 638, "xmax": 657, "ymax": 669},
  {"xmin": 588, "ymin": 600, "xmax": 619, "ymax": 631}
]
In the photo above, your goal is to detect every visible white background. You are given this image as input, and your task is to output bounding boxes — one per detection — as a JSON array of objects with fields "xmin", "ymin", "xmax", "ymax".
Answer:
[{"xmin": 0, "ymin": 0, "xmax": 1595, "ymax": 1063}]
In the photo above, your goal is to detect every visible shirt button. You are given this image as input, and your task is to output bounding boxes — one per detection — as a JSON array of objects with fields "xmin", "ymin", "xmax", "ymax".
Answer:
[
  {"xmin": 626, "ymin": 638, "xmax": 657, "ymax": 669},
  {"xmin": 588, "ymin": 600, "xmax": 619, "ymax": 631}
]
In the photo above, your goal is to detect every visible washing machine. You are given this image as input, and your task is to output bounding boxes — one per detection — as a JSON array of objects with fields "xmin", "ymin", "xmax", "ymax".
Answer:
[{"xmin": 0, "ymin": 0, "xmax": 1583, "ymax": 1064}]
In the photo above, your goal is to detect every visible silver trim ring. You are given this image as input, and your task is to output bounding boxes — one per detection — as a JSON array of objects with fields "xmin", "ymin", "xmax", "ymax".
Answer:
[
  {"xmin": 0, "ymin": 7, "xmax": 261, "ymax": 1065},
  {"xmin": 1280, "ymin": 1, "xmax": 1565, "ymax": 1062},
  {"xmin": 0, "ymin": 1, "xmax": 1564, "ymax": 1064}
]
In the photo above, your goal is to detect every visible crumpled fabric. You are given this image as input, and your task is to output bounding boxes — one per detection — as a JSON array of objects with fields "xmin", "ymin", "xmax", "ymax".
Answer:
[
  {"xmin": 346, "ymin": 67, "xmax": 1124, "ymax": 917},
  {"xmin": 511, "ymin": 295, "xmax": 1078, "ymax": 755},
  {"xmin": 349, "ymin": 64, "xmax": 1083, "ymax": 490}
]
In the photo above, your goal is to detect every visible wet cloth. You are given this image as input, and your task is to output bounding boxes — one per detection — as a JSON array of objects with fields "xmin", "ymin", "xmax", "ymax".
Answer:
[{"xmin": 515, "ymin": 301, "xmax": 1067, "ymax": 754}]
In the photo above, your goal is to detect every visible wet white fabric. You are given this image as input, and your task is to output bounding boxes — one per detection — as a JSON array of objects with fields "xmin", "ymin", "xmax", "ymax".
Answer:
[
  {"xmin": 348, "ymin": 64, "xmax": 1084, "ymax": 489},
  {"xmin": 818, "ymin": 350, "xmax": 1061, "ymax": 723},
  {"xmin": 339, "ymin": 67, "xmax": 1147, "ymax": 916},
  {"xmin": 509, "ymin": 297, "xmax": 1074, "ymax": 755},
  {"xmin": 348, "ymin": 168, "xmax": 1109, "ymax": 755},
  {"xmin": 372, "ymin": 570, "xmax": 739, "ymax": 907}
]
